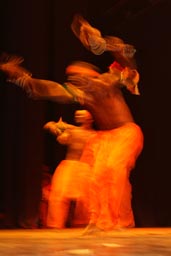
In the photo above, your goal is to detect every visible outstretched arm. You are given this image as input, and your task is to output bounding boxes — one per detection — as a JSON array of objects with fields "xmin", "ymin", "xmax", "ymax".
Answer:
[
  {"xmin": 13, "ymin": 76, "xmax": 74, "ymax": 103},
  {"xmin": 0, "ymin": 54, "xmax": 74, "ymax": 103}
]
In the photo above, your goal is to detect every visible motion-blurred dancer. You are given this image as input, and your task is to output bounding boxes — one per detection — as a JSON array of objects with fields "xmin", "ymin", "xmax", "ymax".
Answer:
[
  {"xmin": 44, "ymin": 110, "xmax": 96, "ymax": 228},
  {"xmin": 0, "ymin": 15, "xmax": 144, "ymax": 233}
]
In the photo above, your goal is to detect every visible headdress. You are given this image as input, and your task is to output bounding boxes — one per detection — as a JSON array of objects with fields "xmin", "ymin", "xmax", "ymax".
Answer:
[{"xmin": 109, "ymin": 61, "xmax": 140, "ymax": 95}]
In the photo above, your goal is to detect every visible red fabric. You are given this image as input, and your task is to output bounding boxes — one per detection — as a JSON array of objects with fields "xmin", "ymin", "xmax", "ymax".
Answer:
[{"xmin": 109, "ymin": 61, "xmax": 124, "ymax": 71}]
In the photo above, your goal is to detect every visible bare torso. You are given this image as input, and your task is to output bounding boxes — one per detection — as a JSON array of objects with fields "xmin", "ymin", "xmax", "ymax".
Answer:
[
  {"xmin": 69, "ymin": 73, "xmax": 135, "ymax": 130},
  {"xmin": 86, "ymin": 91, "xmax": 134, "ymax": 130}
]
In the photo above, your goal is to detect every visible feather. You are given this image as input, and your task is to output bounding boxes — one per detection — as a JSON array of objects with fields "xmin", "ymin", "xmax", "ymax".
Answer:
[{"xmin": 0, "ymin": 53, "xmax": 31, "ymax": 81}]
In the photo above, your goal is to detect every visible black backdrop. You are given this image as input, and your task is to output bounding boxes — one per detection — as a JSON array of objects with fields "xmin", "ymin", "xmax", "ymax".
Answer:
[{"xmin": 0, "ymin": 0, "xmax": 171, "ymax": 228}]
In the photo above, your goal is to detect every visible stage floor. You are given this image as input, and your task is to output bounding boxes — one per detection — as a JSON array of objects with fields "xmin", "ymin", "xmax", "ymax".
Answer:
[{"xmin": 0, "ymin": 227, "xmax": 171, "ymax": 255}]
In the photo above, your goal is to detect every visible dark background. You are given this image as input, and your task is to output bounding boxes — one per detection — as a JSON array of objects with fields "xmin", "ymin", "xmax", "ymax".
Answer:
[{"xmin": 0, "ymin": 0, "xmax": 170, "ymax": 228}]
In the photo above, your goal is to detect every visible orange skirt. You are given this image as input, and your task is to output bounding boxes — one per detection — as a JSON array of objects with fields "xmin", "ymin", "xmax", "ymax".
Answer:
[
  {"xmin": 80, "ymin": 122, "xmax": 144, "ymax": 230},
  {"xmin": 47, "ymin": 160, "xmax": 91, "ymax": 228},
  {"xmin": 50, "ymin": 160, "xmax": 91, "ymax": 199}
]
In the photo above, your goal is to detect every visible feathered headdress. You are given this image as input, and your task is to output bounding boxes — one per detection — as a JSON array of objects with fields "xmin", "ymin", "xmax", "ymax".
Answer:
[{"xmin": 109, "ymin": 61, "xmax": 140, "ymax": 95}]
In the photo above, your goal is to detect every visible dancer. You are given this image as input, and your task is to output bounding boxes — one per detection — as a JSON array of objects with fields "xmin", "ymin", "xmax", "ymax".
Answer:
[
  {"xmin": 43, "ymin": 110, "xmax": 96, "ymax": 228},
  {"xmin": 0, "ymin": 58, "xmax": 143, "ymax": 232},
  {"xmin": 0, "ymin": 14, "xmax": 144, "ymax": 233}
]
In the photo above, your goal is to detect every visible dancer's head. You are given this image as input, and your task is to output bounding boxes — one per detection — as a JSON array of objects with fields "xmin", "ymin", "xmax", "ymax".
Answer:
[
  {"xmin": 74, "ymin": 109, "xmax": 93, "ymax": 125},
  {"xmin": 66, "ymin": 61, "xmax": 100, "ymax": 78}
]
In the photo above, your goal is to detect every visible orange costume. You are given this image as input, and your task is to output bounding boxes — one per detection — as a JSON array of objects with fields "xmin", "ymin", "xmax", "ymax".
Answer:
[
  {"xmin": 44, "ymin": 111, "xmax": 96, "ymax": 228},
  {"xmin": 0, "ymin": 14, "xmax": 144, "ymax": 232},
  {"xmin": 81, "ymin": 122, "xmax": 144, "ymax": 230},
  {"xmin": 47, "ymin": 160, "xmax": 91, "ymax": 228}
]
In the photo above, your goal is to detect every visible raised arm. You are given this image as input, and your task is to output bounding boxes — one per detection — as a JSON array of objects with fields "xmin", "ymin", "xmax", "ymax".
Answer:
[{"xmin": 71, "ymin": 14, "xmax": 137, "ymax": 69}]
